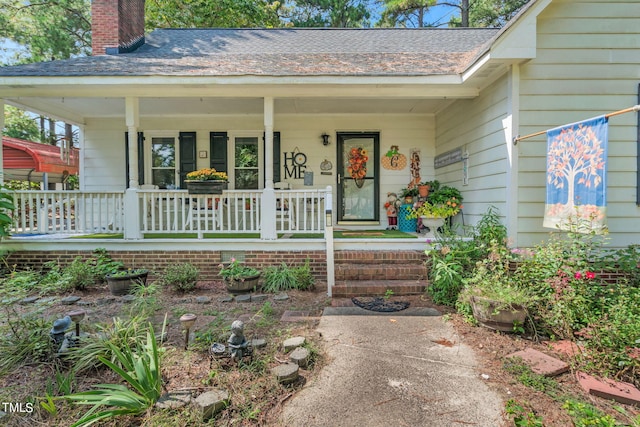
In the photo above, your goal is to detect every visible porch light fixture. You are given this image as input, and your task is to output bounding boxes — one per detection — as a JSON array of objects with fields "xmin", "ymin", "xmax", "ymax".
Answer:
[
  {"xmin": 180, "ymin": 313, "xmax": 197, "ymax": 350},
  {"xmin": 321, "ymin": 133, "xmax": 330, "ymax": 146}
]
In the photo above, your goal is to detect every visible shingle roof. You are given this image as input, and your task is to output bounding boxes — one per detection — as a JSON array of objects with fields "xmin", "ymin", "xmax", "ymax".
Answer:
[{"xmin": 0, "ymin": 28, "xmax": 500, "ymax": 77}]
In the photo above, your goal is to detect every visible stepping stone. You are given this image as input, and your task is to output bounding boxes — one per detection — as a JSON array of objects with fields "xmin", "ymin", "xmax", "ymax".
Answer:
[
  {"xmin": 546, "ymin": 340, "xmax": 583, "ymax": 357},
  {"xmin": 272, "ymin": 363, "xmax": 299, "ymax": 385},
  {"xmin": 196, "ymin": 296, "xmax": 211, "ymax": 304},
  {"xmin": 283, "ymin": 336, "xmax": 305, "ymax": 352},
  {"xmin": 20, "ymin": 296, "xmax": 39, "ymax": 304},
  {"xmin": 576, "ymin": 371, "xmax": 640, "ymax": 406},
  {"xmin": 218, "ymin": 296, "xmax": 234, "ymax": 303},
  {"xmin": 61, "ymin": 296, "xmax": 81, "ymax": 305},
  {"xmin": 156, "ymin": 391, "xmax": 193, "ymax": 410},
  {"xmin": 96, "ymin": 297, "xmax": 116, "ymax": 306},
  {"xmin": 274, "ymin": 293, "xmax": 289, "ymax": 301},
  {"xmin": 251, "ymin": 338, "xmax": 267, "ymax": 349},
  {"xmin": 289, "ymin": 347, "xmax": 310, "ymax": 368},
  {"xmin": 281, "ymin": 311, "xmax": 313, "ymax": 322},
  {"xmin": 235, "ymin": 295, "xmax": 251, "ymax": 303},
  {"xmin": 195, "ymin": 389, "xmax": 229, "ymax": 421},
  {"xmin": 121, "ymin": 294, "xmax": 136, "ymax": 303},
  {"xmin": 251, "ymin": 294, "xmax": 269, "ymax": 302},
  {"xmin": 507, "ymin": 348, "xmax": 569, "ymax": 377}
]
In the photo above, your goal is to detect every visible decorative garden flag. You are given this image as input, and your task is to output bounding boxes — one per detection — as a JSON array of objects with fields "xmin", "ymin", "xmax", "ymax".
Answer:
[{"xmin": 543, "ymin": 115, "xmax": 608, "ymax": 233}]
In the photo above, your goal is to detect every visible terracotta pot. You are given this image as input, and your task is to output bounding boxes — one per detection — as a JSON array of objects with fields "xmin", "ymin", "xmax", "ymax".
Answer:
[
  {"xmin": 470, "ymin": 296, "xmax": 527, "ymax": 332},
  {"xmin": 224, "ymin": 273, "xmax": 261, "ymax": 294},
  {"xmin": 105, "ymin": 270, "xmax": 148, "ymax": 296},
  {"xmin": 418, "ymin": 185, "xmax": 430, "ymax": 198}
]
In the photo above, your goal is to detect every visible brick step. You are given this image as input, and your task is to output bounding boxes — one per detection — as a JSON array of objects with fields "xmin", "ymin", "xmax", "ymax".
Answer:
[
  {"xmin": 332, "ymin": 280, "xmax": 427, "ymax": 298},
  {"xmin": 335, "ymin": 250, "xmax": 426, "ymax": 265},
  {"xmin": 335, "ymin": 263, "xmax": 427, "ymax": 281}
]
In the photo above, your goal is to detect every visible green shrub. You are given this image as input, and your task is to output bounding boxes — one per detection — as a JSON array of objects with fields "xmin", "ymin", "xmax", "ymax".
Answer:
[
  {"xmin": 65, "ymin": 257, "xmax": 98, "ymax": 290},
  {"xmin": 262, "ymin": 259, "xmax": 315, "ymax": 292},
  {"xmin": 90, "ymin": 248, "xmax": 124, "ymax": 281},
  {"xmin": 0, "ymin": 308, "xmax": 55, "ymax": 374},
  {"xmin": 0, "ymin": 185, "xmax": 16, "ymax": 240},
  {"xmin": 162, "ymin": 262, "xmax": 199, "ymax": 292}
]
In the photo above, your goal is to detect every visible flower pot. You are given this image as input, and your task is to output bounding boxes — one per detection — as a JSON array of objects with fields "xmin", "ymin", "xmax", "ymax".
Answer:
[
  {"xmin": 185, "ymin": 180, "xmax": 228, "ymax": 195},
  {"xmin": 105, "ymin": 270, "xmax": 148, "ymax": 296},
  {"xmin": 418, "ymin": 185, "xmax": 430, "ymax": 198},
  {"xmin": 224, "ymin": 273, "xmax": 261, "ymax": 294},
  {"xmin": 419, "ymin": 216, "xmax": 445, "ymax": 237},
  {"xmin": 471, "ymin": 296, "xmax": 527, "ymax": 332}
]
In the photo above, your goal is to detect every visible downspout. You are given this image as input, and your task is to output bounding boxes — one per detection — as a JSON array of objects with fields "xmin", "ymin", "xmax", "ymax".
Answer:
[{"xmin": 505, "ymin": 64, "xmax": 520, "ymax": 247}]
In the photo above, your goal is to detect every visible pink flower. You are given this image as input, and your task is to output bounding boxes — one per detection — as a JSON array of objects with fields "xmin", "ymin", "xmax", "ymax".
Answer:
[
  {"xmin": 586, "ymin": 271, "xmax": 596, "ymax": 280},
  {"xmin": 574, "ymin": 272, "xmax": 583, "ymax": 279}
]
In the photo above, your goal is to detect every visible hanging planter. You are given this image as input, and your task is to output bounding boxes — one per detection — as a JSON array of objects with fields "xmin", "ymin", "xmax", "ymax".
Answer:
[{"xmin": 185, "ymin": 180, "xmax": 228, "ymax": 195}]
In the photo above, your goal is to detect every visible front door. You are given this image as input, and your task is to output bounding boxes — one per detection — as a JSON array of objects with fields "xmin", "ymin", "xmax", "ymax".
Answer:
[{"xmin": 337, "ymin": 132, "xmax": 379, "ymax": 224}]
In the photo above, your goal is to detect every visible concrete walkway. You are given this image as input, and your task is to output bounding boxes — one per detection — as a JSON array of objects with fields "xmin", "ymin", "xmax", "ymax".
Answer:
[{"xmin": 279, "ymin": 309, "xmax": 504, "ymax": 427}]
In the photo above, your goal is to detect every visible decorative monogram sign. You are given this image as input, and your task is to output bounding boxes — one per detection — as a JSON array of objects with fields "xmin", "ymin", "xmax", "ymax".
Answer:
[{"xmin": 283, "ymin": 151, "xmax": 307, "ymax": 179}]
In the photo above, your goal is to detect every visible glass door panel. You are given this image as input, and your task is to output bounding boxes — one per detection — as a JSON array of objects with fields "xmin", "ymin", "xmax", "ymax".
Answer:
[{"xmin": 337, "ymin": 133, "xmax": 379, "ymax": 223}]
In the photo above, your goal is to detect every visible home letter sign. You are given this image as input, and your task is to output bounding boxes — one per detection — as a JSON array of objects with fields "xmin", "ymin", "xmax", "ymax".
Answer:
[{"xmin": 283, "ymin": 152, "xmax": 307, "ymax": 179}]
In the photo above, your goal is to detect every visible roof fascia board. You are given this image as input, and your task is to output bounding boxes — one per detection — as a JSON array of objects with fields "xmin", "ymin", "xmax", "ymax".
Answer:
[{"xmin": 1, "ymin": 84, "xmax": 479, "ymax": 99}]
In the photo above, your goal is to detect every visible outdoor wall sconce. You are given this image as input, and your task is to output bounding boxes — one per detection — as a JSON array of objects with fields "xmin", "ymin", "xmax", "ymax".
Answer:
[
  {"xmin": 68, "ymin": 309, "xmax": 86, "ymax": 337},
  {"xmin": 321, "ymin": 133, "xmax": 330, "ymax": 146},
  {"xmin": 180, "ymin": 313, "xmax": 197, "ymax": 350}
]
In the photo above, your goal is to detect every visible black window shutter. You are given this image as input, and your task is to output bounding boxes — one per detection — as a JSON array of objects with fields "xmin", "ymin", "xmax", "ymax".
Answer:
[
  {"xmin": 179, "ymin": 132, "xmax": 197, "ymax": 189},
  {"xmin": 210, "ymin": 132, "xmax": 228, "ymax": 173},
  {"xmin": 125, "ymin": 131, "xmax": 144, "ymax": 188}
]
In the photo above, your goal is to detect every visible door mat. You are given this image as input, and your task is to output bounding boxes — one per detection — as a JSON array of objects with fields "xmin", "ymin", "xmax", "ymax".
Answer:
[{"xmin": 351, "ymin": 297, "xmax": 410, "ymax": 312}]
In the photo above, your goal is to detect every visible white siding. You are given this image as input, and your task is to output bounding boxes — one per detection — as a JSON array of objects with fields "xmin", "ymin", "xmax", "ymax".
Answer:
[
  {"xmin": 83, "ymin": 113, "xmax": 434, "ymax": 228},
  {"xmin": 436, "ymin": 75, "xmax": 511, "ymax": 229},
  {"xmin": 518, "ymin": 0, "xmax": 640, "ymax": 247}
]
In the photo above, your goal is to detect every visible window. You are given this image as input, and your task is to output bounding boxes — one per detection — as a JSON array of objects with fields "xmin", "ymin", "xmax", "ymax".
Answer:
[
  {"xmin": 234, "ymin": 136, "xmax": 259, "ymax": 189},
  {"xmin": 151, "ymin": 137, "xmax": 176, "ymax": 189}
]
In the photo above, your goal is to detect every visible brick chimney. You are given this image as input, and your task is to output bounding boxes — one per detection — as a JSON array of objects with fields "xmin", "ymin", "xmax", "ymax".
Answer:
[{"xmin": 92, "ymin": 0, "xmax": 145, "ymax": 55}]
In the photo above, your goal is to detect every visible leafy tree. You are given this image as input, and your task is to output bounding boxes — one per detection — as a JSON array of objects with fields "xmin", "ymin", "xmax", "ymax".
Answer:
[
  {"xmin": 145, "ymin": 0, "xmax": 282, "ymax": 29},
  {"xmin": 286, "ymin": 0, "xmax": 370, "ymax": 27},
  {"xmin": 378, "ymin": 0, "xmax": 436, "ymax": 28},
  {"xmin": 446, "ymin": 0, "xmax": 530, "ymax": 28},
  {"xmin": 0, "ymin": 0, "xmax": 91, "ymax": 64},
  {"xmin": 3, "ymin": 106, "xmax": 41, "ymax": 142}
]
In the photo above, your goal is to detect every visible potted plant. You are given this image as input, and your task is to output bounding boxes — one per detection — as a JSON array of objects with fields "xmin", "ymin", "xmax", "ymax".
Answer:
[
  {"xmin": 427, "ymin": 184, "xmax": 462, "ymax": 206},
  {"xmin": 219, "ymin": 258, "xmax": 261, "ymax": 294},
  {"xmin": 459, "ymin": 241, "xmax": 532, "ymax": 332},
  {"xmin": 399, "ymin": 187, "xmax": 419, "ymax": 204},
  {"xmin": 417, "ymin": 180, "xmax": 437, "ymax": 198},
  {"xmin": 184, "ymin": 168, "xmax": 229, "ymax": 194},
  {"xmin": 105, "ymin": 268, "xmax": 149, "ymax": 296}
]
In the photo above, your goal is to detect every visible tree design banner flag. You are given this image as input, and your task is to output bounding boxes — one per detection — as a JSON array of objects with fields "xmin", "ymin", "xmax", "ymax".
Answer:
[{"xmin": 543, "ymin": 115, "xmax": 608, "ymax": 233}]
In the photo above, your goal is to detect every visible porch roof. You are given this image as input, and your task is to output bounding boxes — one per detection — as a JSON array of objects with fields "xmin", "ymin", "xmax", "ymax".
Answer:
[{"xmin": 0, "ymin": 28, "xmax": 500, "ymax": 78}]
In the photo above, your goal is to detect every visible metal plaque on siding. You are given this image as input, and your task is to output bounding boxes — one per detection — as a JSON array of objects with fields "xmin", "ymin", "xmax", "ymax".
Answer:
[{"xmin": 434, "ymin": 148, "xmax": 463, "ymax": 169}]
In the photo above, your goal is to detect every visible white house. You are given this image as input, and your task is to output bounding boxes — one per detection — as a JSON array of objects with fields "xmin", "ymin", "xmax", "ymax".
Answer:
[{"xmin": 1, "ymin": 0, "xmax": 639, "ymax": 269}]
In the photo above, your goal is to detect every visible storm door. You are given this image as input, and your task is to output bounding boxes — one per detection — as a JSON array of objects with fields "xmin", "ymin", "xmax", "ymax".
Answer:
[{"xmin": 337, "ymin": 132, "xmax": 379, "ymax": 223}]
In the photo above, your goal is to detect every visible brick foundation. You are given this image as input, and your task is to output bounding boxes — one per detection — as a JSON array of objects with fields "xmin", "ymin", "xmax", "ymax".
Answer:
[{"xmin": 6, "ymin": 250, "xmax": 327, "ymax": 282}]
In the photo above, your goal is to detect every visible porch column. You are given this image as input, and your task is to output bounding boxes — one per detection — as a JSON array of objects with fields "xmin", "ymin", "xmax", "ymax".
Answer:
[
  {"xmin": 125, "ymin": 97, "xmax": 140, "ymax": 189},
  {"xmin": 263, "ymin": 97, "xmax": 274, "ymax": 189},
  {"xmin": 261, "ymin": 97, "xmax": 277, "ymax": 239},
  {"xmin": 0, "ymin": 99, "xmax": 4, "ymax": 184},
  {"xmin": 124, "ymin": 97, "xmax": 142, "ymax": 239}
]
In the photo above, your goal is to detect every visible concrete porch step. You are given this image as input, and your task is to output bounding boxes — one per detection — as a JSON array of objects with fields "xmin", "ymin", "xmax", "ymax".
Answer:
[
  {"xmin": 335, "ymin": 263, "xmax": 427, "ymax": 281},
  {"xmin": 331, "ymin": 280, "xmax": 427, "ymax": 298}
]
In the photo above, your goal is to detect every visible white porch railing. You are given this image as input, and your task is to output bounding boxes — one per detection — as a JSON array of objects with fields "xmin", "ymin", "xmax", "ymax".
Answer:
[
  {"xmin": 11, "ymin": 190, "xmax": 124, "ymax": 234},
  {"xmin": 10, "ymin": 188, "xmax": 328, "ymax": 238}
]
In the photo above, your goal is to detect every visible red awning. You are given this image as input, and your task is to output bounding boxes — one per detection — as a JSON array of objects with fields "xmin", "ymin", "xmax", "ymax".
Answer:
[{"xmin": 2, "ymin": 136, "xmax": 79, "ymax": 182}]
